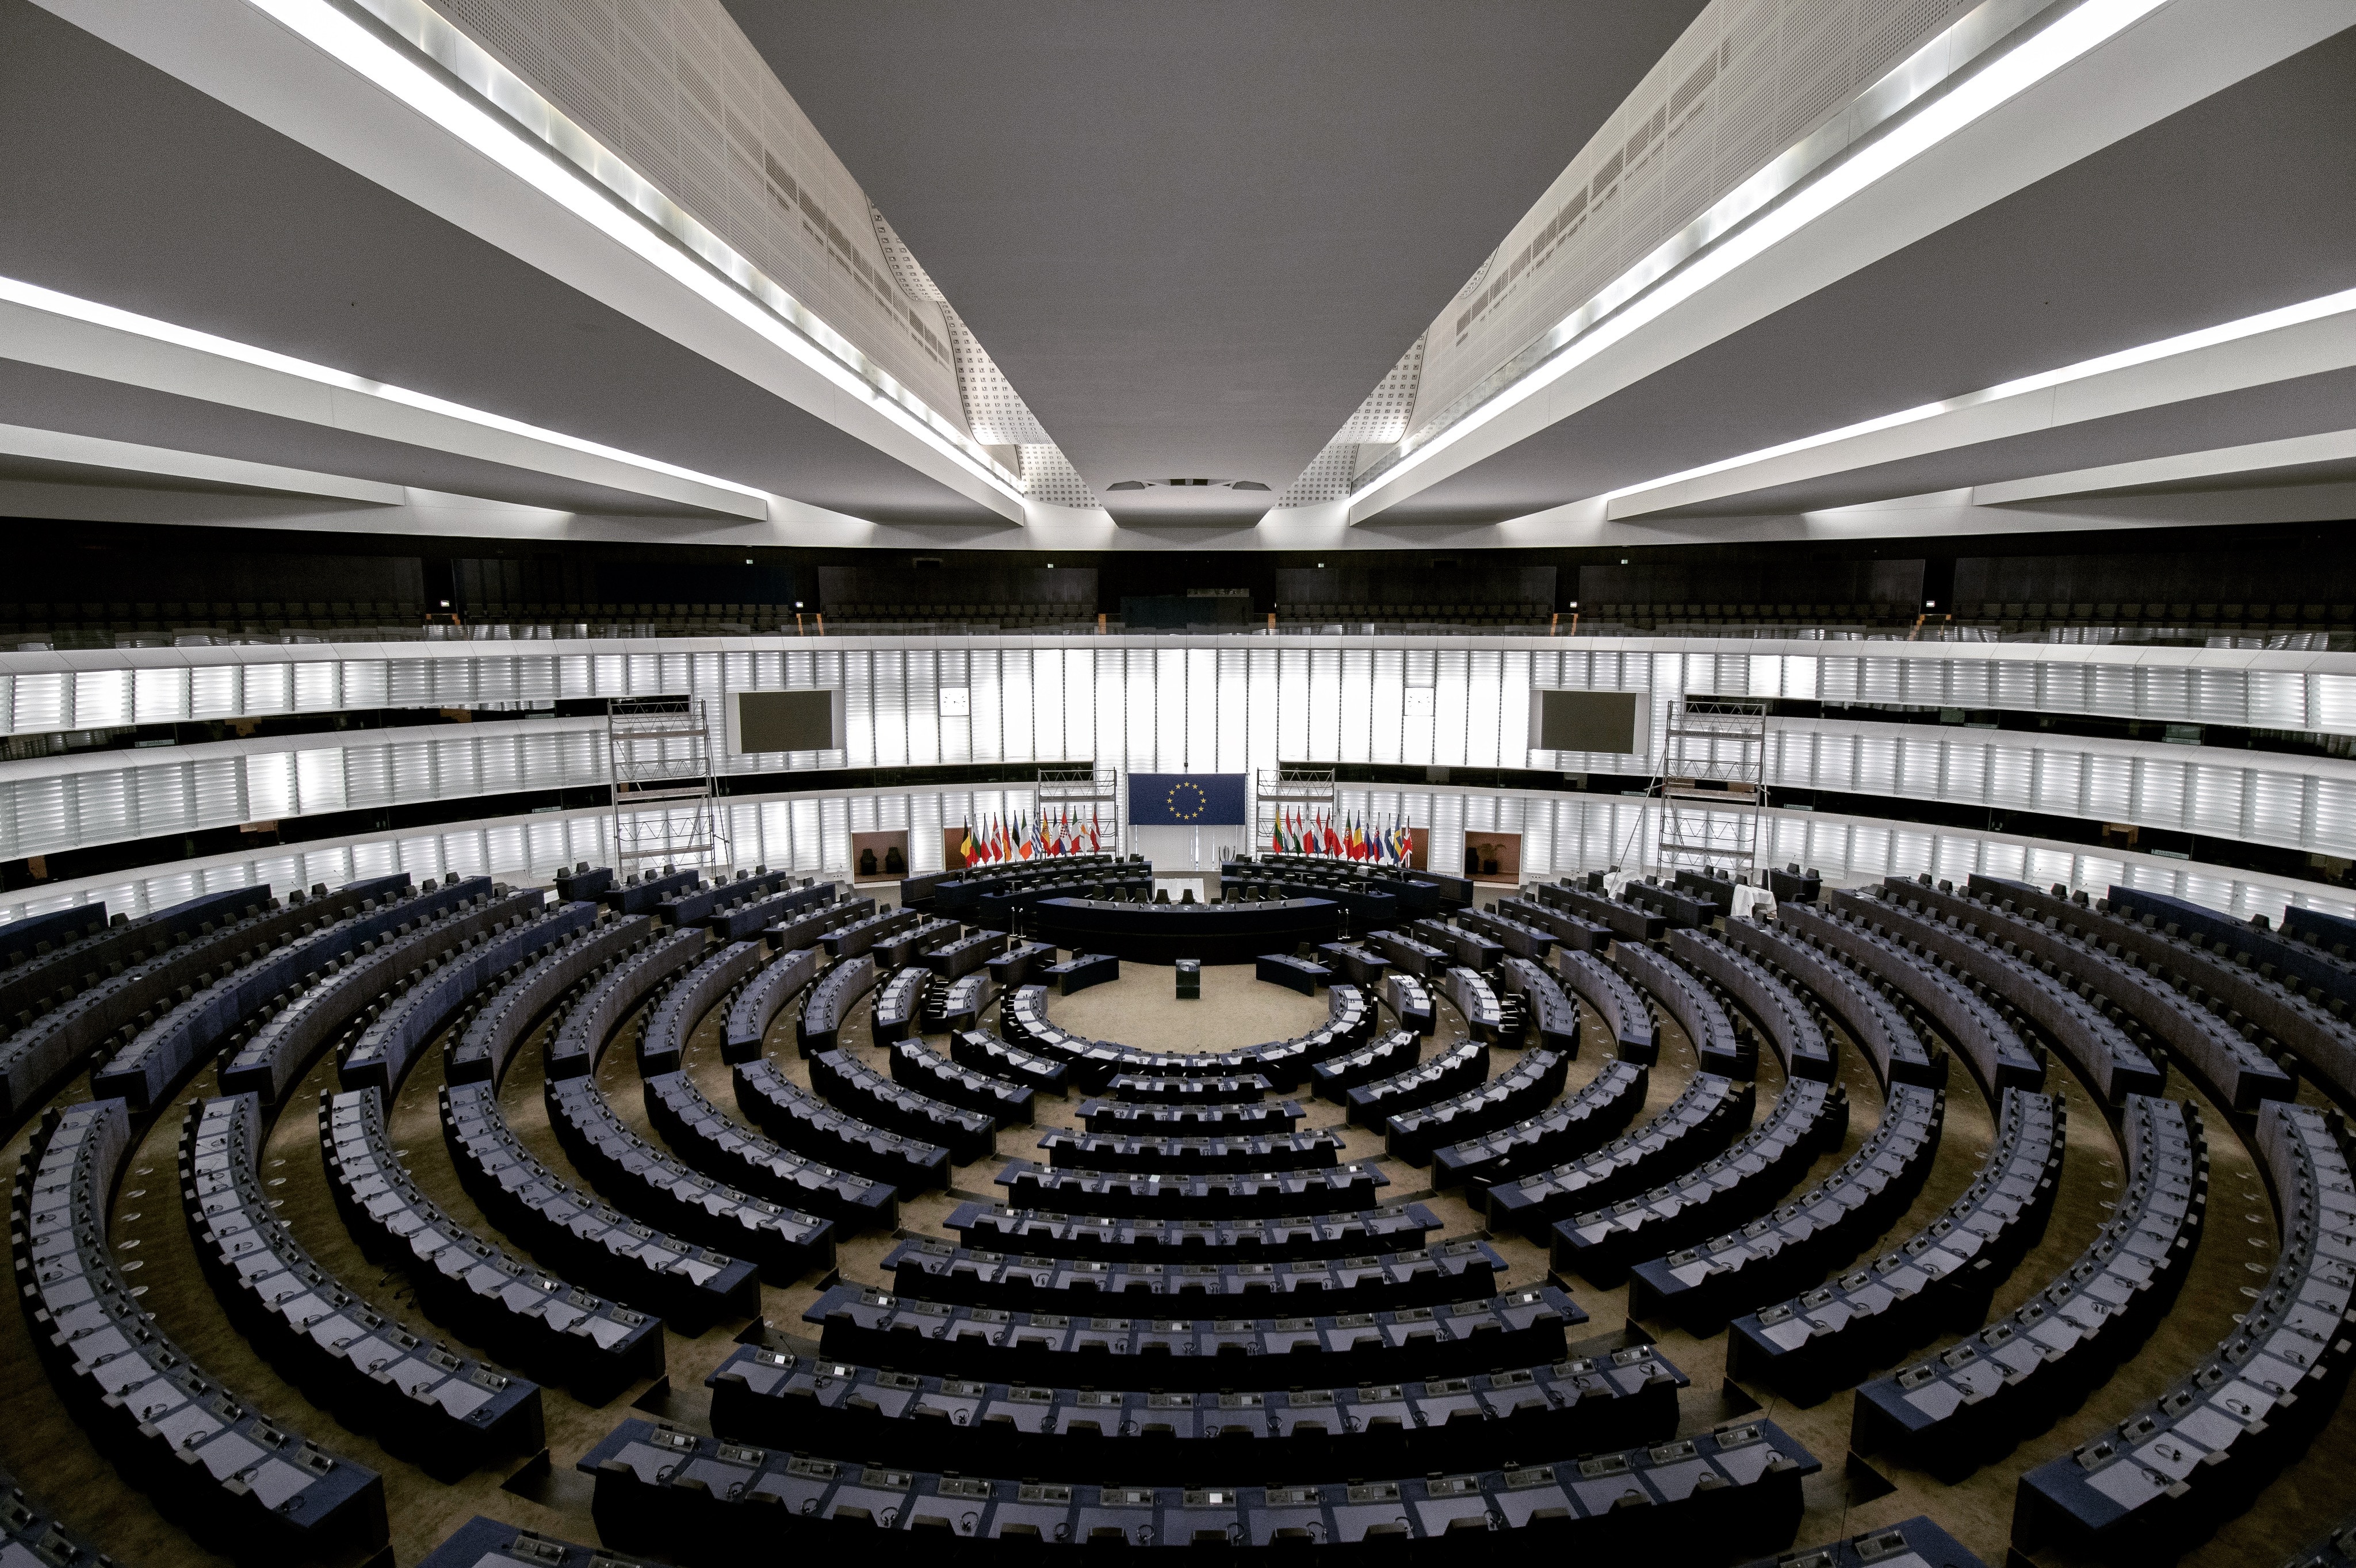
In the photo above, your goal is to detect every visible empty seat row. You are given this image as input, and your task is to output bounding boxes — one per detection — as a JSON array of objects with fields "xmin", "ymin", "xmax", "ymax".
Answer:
[
  {"xmin": 802, "ymin": 1282, "xmax": 1581, "ymax": 1390},
  {"xmin": 1611, "ymin": 942, "xmax": 1749, "ymax": 1076},
  {"xmin": 872, "ymin": 963, "xmax": 930, "ymax": 1038},
  {"xmin": 1417, "ymin": 919, "xmax": 1504, "ymax": 974},
  {"xmin": 2052, "ymin": 879, "xmax": 2356, "ymax": 1115},
  {"xmin": 1041, "ymin": 1125, "xmax": 1343, "ymax": 1174},
  {"xmin": 1498, "ymin": 893, "xmax": 1609, "ymax": 953},
  {"xmin": 821, "ymin": 905, "xmax": 920, "ymax": 959},
  {"xmin": 1776, "ymin": 901, "xmax": 2043, "ymax": 1096},
  {"xmin": 94, "ymin": 877, "xmax": 462, "ymax": 1112},
  {"xmin": 2014, "ymin": 1099, "xmax": 2350, "ymax": 1559},
  {"xmin": 721, "ymin": 944, "xmax": 825, "ymax": 1061},
  {"xmin": 1315, "ymin": 939, "xmax": 1389, "ymax": 984},
  {"xmin": 1432, "ymin": 1058, "xmax": 1648, "ymax": 1190},
  {"xmin": 183, "ymin": 1094, "xmax": 543, "ymax": 1475},
  {"xmin": 1385, "ymin": 1045, "xmax": 1568, "ymax": 1165},
  {"xmin": 797, "ymin": 953, "xmax": 879, "ymax": 1054},
  {"xmin": 1104, "ymin": 1069, "xmax": 1272, "ymax": 1104},
  {"xmin": 645, "ymin": 1065, "xmax": 904, "ymax": 1222},
  {"xmin": 319, "ymin": 1087, "xmax": 662, "ymax": 1398},
  {"xmin": 1379, "ymin": 969, "xmax": 1436, "ymax": 1034},
  {"xmin": 947, "ymin": 1198, "xmax": 1439, "ymax": 1261},
  {"xmin": 15, "ymin": 1097, "xmax": 388, "ymax": 1564},
  {"xmin": 1458, "ymin": 905, "xmax": 1553, "ymax": 962},
  {"xmin": 1079, "ymin": 1094, "xmax": 1300, "ymax": 1133},
  {"xmin": 1723, "ymin": 919, "xmax": 1944, "ymax": 1088},
  {"xmin": 928, "ymin": 927, "xmax": 1008, "ymax": 979},
  {"xmin": 882, "ymin": 1235, "xmax": 1501, "ymax": 1315},
  {"xmin": 764, "ymin": 894, "xmax": 874, "ymax": 957},
  {"xmin": 1846, "ymin": 889, "xmax": 2161, "ymax": 1104},
  {"xmin": 544, "ymin": 924, "xmax": 706, "ymax": 1080},
  {"xmin": 703, "ymin": 878, "xmax": 839, "ymax": 941},
  {"xmin": 1256, "ymin": 951, "xmax": 1329, "ymax": 994},
  {"xmin": 1554, "ymin": 1076, "xmax": 1849, "ymax": 1283},
  {"xmin": 637, "ymin": 936, "xmax": 769, "ymax": 1074},
  {"xmin": 1554, "ymin": 947, "xmax": 1661, "ymax": 1061},
  {"xmin": 1534, "ymin": 880, "xmax": 1667, "ymax": 941},
  {"xmin": 1667, "ymin": 928, "xmax": 1835, "ymax": 1082},
  {"xmin": 1852, "ymin": 1093, "xmax": 2208, "ymax": 1477},
  {"xmin": 544, "ymin": 1072, "xmax": 836, "ymax": 1282},
  {"xmin": 0, "ymin": 882, "xmax": 266, "ymax": 1039},
  {"xmin": 810, "ymin": 1047, "xmax": 997, "ymax": 1162},
  {"xmin": 221, "ymin": 884, "xmax": 552, "ymax": 1103},
  {"xmin": 927, "ymin": 969, "xmax": 1000, "ymax": 1031},
  {"xmin": 1441, "ymin": 965, "xmax": 1505, "ymax": 1041},
  {"xmin": 601, "ymin": 867, "xmax": 701, "ymax": 916},
  {"xmin": 1905, "ymin": 877, "xmax": 2292, "ymax": 1111},
  {"xmin": 1313, "ymin": 1027, "xmax": 1420, "ymax": 1097},
  {"xmin": 1366, "ymin": 926, "xmax": 1448, "ymax": 977},
  {"xmin": 996, "ymin": 1159, "xmax": 1390, "ymax": 1219},
  {"xmin": 654, "ymin": 866, "xmax": 797, "ymax": 927},
  {"xmin": 1630, "ymin": 1083, "xmax": 1945, "ymax": 1332},
  {"xmin": 1486, "ymin": 1073, "xmax": 1754, "ymax": 1236},
  {"xmin": 1344, "ymin": 1037, "xmax": 1486, "ymax": 1128},
  {"xmin": 440, "ymin": 1079, "xmax": 761, "ymax": 1329},
  {"xmin": 875, "ymin": 915, "xmax": 963, "ymax": 970},
  {"xmin": 444, "ymin": 914, "xmax": 657, "ymax": 1085},
  {"xmin": 579, "ymin": 1412, "xmax": 1816, "ymax": 1563},
  {"xmin": 704, "ymin": 1336, "xmax": 1683, "ymax": 1484},
  {"xmin": 338, "ymin": 897, "xmax": 594, "ymax": 1096},
  {"xmin": 1730, "ymin": 1087, "xmax": 2066, "ymax": 1398},
  {"xmin": 1494, "ymin": 955, "xmax": 1581, "ymax": 1055},
  {"xmin": 891, "ymin": 1037, "xmax": 1037, "ymax": 1122},
  {"xmin": 953, "ymin": 1027, "xmax": 1073, "ymax": 1094}
]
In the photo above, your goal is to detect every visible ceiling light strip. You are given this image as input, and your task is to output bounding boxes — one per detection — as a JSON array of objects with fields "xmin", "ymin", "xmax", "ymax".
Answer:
[
  {"xmin": 1347, "ymin": 0, "xmax": 2162, "ymax": 509},
  {"xmin": 0, "ymin": 273, "xmax": 772, "ymax": 507},
  {"xmin": 246, "ymin": 0, "xmax": 1027, "ymax": 504},
  {"xmin": 1601, "ymin": 286, "xmax": 2356, "ymax": 514}
]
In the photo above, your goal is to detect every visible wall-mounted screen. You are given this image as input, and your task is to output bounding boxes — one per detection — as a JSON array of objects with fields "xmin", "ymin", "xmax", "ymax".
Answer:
[
  {"xmin": 1529, "ymin": 689, "xmax": 1647, "ymax": 756},
  {"xmin": 728, "ymin": 688, "xmax": 844, "ymax": 755}
]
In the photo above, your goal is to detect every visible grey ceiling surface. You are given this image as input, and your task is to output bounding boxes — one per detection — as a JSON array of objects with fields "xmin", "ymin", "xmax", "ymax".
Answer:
[
  {"xmin": 727, "ymin": 1, "xmax": 1712, "ymax": 509},
  {"xmin": 1382, "ymin": 25, "xmax": 2356, "ymax": 527},
  {"xmin": 0, "ymin": 0, "xmax": 1000, "ymax": 527}
]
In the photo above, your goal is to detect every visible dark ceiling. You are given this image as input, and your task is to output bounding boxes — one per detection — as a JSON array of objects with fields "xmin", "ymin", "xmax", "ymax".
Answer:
[
  {"xmin": 728, "ymin": 1, "xmax": 1712, "ymax": 512},
  {"xmin": 0, "ymin": 0, "xmax": 1002, "ymax": 527},
  {"xmin": 1379, "ymin": 25, "xmax": 2356, "ymax": 527}
]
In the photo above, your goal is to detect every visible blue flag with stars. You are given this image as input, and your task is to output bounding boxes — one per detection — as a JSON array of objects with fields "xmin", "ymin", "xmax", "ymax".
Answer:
[{"xmin": 1127, "ymin": 772, "xmax": 1249, "ymax": 825}]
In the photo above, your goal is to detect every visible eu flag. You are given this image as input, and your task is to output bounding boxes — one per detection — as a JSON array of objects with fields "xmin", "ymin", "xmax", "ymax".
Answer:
[{"xmin": 1127, "ymin": 772, "xmax": 1249, "ymax": 825}]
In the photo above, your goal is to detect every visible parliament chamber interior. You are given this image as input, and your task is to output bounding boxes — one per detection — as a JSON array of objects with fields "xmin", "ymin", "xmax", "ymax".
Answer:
[{"xmin": 3, "ymin": 1, "xmax": 2356, "ymax": 1565}]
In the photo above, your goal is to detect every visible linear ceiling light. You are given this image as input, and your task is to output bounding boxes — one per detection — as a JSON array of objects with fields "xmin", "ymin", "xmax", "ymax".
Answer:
[
  {"xmin": 242, "ymin": 0, "xmax": 1028, "ymax": 507},
  {"xmin": 1600, "ymin": 285, "xmax": 2356, "ymax": 516},
  {"xmin": 1347, "ymin": 0, "xmax": 2170, "ymax": 511},
  {"xmin": 0, "ymin": 273, "xmax": 771, "ymax": 515}
]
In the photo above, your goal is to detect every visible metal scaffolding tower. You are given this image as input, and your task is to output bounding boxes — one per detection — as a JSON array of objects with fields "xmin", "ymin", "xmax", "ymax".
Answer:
[
  {"xmin": 606, "ymin": 697, "xmax": 728, "ymax": 874},
  {"xmin": 1654, "ymin": 697, "xmax": 1769, "ymax": 879},
  {"xmin": 1256, "ymin": 767, "xmax": 1336, "ymax": 850}
]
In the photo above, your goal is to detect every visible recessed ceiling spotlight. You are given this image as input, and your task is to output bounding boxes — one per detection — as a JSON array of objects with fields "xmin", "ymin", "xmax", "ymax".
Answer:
[{"xmin": 1107, "ymin": 478, "xmax": 1267, "ymax": 491}]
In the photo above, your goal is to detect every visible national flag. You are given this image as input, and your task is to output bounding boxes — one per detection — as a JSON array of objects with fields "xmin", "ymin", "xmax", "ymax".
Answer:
[
  {"xmin": 1089, "ymin": 809, "xmax": 1101, "ymax": 852},
  {"xmin": 960, "ymin": 823, "xmax": 977, "ymax": 866},
  {"xmin": 1323, "ymin": 812, "xmax": 1342, "ymax": 856}
]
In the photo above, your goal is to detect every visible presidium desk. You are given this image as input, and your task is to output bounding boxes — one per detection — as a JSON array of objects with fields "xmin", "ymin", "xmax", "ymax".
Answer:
[{"xmin": 1023, "ymin": 896, "xmax": 1343, "ymax": 965}]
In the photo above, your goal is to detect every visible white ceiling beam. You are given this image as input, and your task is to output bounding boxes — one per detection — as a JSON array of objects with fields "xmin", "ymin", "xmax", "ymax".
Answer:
[
  {"xmin": 0, "ymin": 420, "xmax": 404, "ymax": 504},
  {"xmin": 32, "ymin": 0, "xmax": 1027, "ymax": 525},
  {"xmin": 1603, "ymin": 288, "xmax": 2356, "ymax": 519},
  {"xmin": 1343, "ymin": 0, "xmax": 2356, "ymax": 523},
  {"xmin": 0, "ymin": 280, "xmax": 770, "ymax": 521},
  {"xmin": 1970, "ymin": 426, "xmax": 2356, "ymax": 505}
]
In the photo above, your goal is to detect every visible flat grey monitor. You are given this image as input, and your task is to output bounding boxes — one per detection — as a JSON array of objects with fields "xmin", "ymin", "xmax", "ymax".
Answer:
[
  {"xmin": 728, "ymin": 688, "xmax": 844, "ymax": 755},
  {"xmin": 1530, "ymin": 689, "xmax": 1647, "ymax": 756}
]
